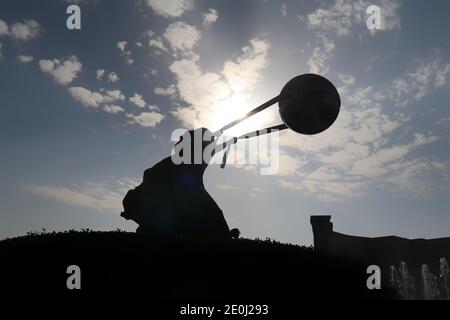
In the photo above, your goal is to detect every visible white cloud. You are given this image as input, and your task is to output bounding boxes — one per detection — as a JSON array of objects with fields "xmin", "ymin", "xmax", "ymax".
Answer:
[
  {"xmin": 383, "ymin": 159, "xmax": 448, "ymax": 195},
  {"xmin": 154, "ymin": 85, "xmax": 177, "ymax": 98},
  {"xmin": 163, "ymin": 22, "xmax": 200, "ymax": 52},
  {"xmin": 307, "ymin": 46, "xmax": 329, "ymax": 75},
  {"xmin": 96, "ymin": 69, "xmax": 120, "ymax": 82},
  {"xmin": 144, "ymin": 30, "xmax": 155, "ymax": 38},
  {"xmin": 127, "ymin": 111, "xmax": 164, "ymax": 128},
  {"xmin": 306, "ymin": 0, "xmax": 401, "ymax": 37},
  {"xmin": 17, "ymin": 54, "xmax": 34, "ymax": 63},
  {"xmin": 306, "ymin": 33, "xmax": 335, "ymax": 75},
  {"xmin": 149, "ymin": 37, "xmax": 168, "ymax": 52},
  {"xmin": 117, "ymin": 41, "xmax": 127, "ymax": 52},
  {"xmin": 38, "ymin": 55, "xmax": 82, "ymax": 85},
  {"xmin": 102, "ymin": 89, "xmax": 125, "ymax": 101},
  {"xmin": 277, "ymin": 154, "xmax": 304, "ymax": 176},
  {"xmin": 221, "ymin": 39, "xmax": 270, "ymax": 93},
  {"xmin": 350, "ymin": 133, "xmax": 439, "ymax": 177},
  {"xmin": 277, "ymin": 63, "xmax": 446, "ymax": 202},
  {"xmin": 96, "ymin": 68, "xmax": 105, "ymax": 80},
  {"xmin": 68, "ymin": 87, "xmax": 168, "ymax": 122},
  {"xmin": 107, "ymin": 71, "xmax": 120, "ymax": 83},
  {"xmin": 25, "ymin": 183, "xmax": 124, "ymax": 212},
  {"xmin": 281, "ymin": 3, "xmax": 287, "ymax": 17},
  {"xmin": 102, "ymin": 104, "xmax": 124, "ymax": 114},
  {"xmin": 279, "ymin": 167, "xmax": 369, "ymax": 203},
  {"xmin": 10, "ymin": 19, "xmax": 42, "ymax": 41},
  {"xmin": 116, "ymin": 41, "xmax": 134, "ymax": 64},
  {"xmin": 203, "ymin": 8, "xmax": 218, "ymax": 26},
  {"xmin": 144, "ymin": 68, "xmax": 159, "ymax": 77},
  {"xmin": 145, "ymin": 0, "xmax": 193, "ymax": 18},
  {"xmin": 169, "ymin": 38, "xmax": 271, "ymax": 130},
  {"xmin": 390, "ymin": 57, "xmax": 450, "ymax": 106},
  {"xmin": 437, "ymin": 117, "xmax": 450, "ymax": 129},
  {"xmin": 338, "ymin": 73, "xmax": 355, "ymax": 87},
  {"xmin": 0, "ymin": 19, "xmax": 9, "ymax": 37},
  {"xmin": 129, "ymin": 93, "xmax": 147, "ymax": 108},
  {"xmin": 67, "ymin": 87, "xmax": 125, "ymax": 108},
  {"xmin": 434, "ymin": 64, "xmax": 450, "ymax": 88},
  {"xmin": 283, "ymin": 129, "xmax": 440, "ymax": 201},
  {"xmin": 0, "ymin": 42, "xmax": 3, "ymax": 59}
]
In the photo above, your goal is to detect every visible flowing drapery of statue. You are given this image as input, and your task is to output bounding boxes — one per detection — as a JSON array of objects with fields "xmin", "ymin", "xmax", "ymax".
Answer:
[{"xmin": 121, "ymin": 74, "xmax": 341, "ymax": 239}]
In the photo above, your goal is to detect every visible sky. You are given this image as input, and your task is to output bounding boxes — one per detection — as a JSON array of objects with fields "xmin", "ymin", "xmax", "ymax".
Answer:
[{"xmin": 0, "ymin": 0, "xmax": 450, "ymax": 246}]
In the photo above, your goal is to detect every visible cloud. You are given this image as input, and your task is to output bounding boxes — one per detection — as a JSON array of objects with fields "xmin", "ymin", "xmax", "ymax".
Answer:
[
  {"xmin": 0, "ymin": 19, "xmax": 9, "ymax": 37},
  {"xmin": 144, "ymin": 68, "xmax": 159, "ymax": 77},
  {"xmin": 307, "ymin": 46, "xmax": 329, "ymax": 75},
  {"xmin": 129, "ymin": 93, "xmax": 147, "ymax": 108},
  {"xmin": 126, "ymin": 111, "xmax": 164, "ymax": 128},
  {"xmin": 74, "ymin": 88, "xmax": 109, "ymax": 106},
  {"xmin": 163, "ymin": 22, "xmax": 200, "ymax": 52},
  {"xmin": 107, "ymin": 72, "xmax": 119, "ymax": 83},
  {"xmin": 96, "ymin": 69, "xmax": 120, "ymax": 82},
  {"xmin": 38, "ymin": 55, "xmax": 82, "ymax": 85},
  {"xmin": 278, "ymin": 71, "xmax": 444, "ymax": 201},
  {"xmin": 390, "ymin": 57, "xmax": 450, "ymax": 106},
  {"xmin": 169, "ymin": 38, "xmax": 271, "ymax": 130},
  {"xmin": 102, "ymin": 105, "xmax": 124, "ymax": 114},
  {"xmin": 10, "ymin": 19, "xmax": 42, "ymax": 41},
  {"xmin": 144, "ymin": 30, "xmax": 155, "ymax": 38},
  {"xmin": 382, "ymin": 159, "xmax": 448, "ymax": 195},
  {"xmin": 0, "ymin": 43, "xmax": 3, "ymax": 59},
  {"xmin": 306, "ymin": 0, "xmax": 401, "ymax": 37},
  {"xmin": 24, "ymin": 182, "xmax": 126, "ymax": 212},
  {"xmin": 149, "ymin": 37, "xmax": 168, "ymax": 52},
  {"xmin": 349, "ymin": 133, "xmax": 439, "ymax": 178},
  {"xmin": 281, "ymin": 3, "xmax": 287, "ymax": 17},
  {"xmin": 154, "ymin": 85, "xmax": 177, "ymax": 98},
  {"xmin": 117, "ymin": 41, "xmax": 127, "ymax": 51},
  {"xmin": 437, "ymin": 117, "xmax": 450, "ymax": 129},
  {"xmin": 68, "ymin": 87, "xmax": 125, "ymax": 115},
  {"xmin": 277, "ymin": 154, "xmax": 305, "ymax": 176},
  {"xmin": 280, "ymin": 155, "xmax": 447, "ymax": 202},
  {"xmin": 67, "ymin": 87, "xmax": 125, "ymax": 108},
  {"xmin": 306, "ymin": 33, "xmax": 335, "ymax": 75},
  {"xmin": 17, "ymin": 54, "xmax": 34, "ymax": 63},
  {"xmin": 203, "ymin": 8, "xmax": 218, "ymax": 26},
  {"xmin": 338, "ymin": 73, "xmax": 355, "ymax": 87},
  {"xmin": 221, "ymin": 39, "xmax": 270, "ymax": 93},
  {"xmin": 96, "ymin": 69, "xmax": 105, "ymax": 80},
  {"xmin": 145, "ymin": 0, "xmax": 193, "ymax": 18},
  {"xmin": 116, "ymin": 41, "xmax": 134, "ymax": 64}
]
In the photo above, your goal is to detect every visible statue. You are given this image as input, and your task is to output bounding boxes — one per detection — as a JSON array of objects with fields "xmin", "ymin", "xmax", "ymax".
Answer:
[
  {"xmin": 121, "ymin": 74, "xmax": 341, "ymax": 239},
  {"xmin": 121, "ymin": 128, "xmax": 231, "ymax": 239}
]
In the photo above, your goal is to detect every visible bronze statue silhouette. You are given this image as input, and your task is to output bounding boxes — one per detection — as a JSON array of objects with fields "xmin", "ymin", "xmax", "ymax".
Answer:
[
  {"xmin": 121, "ymin": 128, "xmax": 231, "ymax": 239},
  {"xmin": 121, "ymin": 74, "xmax": 341, "ymax": 240}
]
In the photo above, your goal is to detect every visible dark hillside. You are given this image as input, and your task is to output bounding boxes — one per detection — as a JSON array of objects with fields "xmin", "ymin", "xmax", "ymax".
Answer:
[{"xmin": 0, "ymin": 231, "xmax": 396, "ymax": 302}]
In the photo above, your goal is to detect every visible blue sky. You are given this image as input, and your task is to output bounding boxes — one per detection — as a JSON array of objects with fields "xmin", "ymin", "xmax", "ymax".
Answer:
[{"xmin": 1, "ymin": 0, "xmax": 449, "ymax": 245}]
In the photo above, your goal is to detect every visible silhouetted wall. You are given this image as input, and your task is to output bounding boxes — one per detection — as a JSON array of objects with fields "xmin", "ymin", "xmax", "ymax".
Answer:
[{"xmin": 310, "ymin": 215, "xmax": 450, "ymax": 274}]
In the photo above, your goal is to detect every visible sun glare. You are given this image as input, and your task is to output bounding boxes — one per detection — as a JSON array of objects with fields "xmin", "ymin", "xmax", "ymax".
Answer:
[{"xmin": 208, "ymin": 92, "xmax": 276, "ymax": 138}]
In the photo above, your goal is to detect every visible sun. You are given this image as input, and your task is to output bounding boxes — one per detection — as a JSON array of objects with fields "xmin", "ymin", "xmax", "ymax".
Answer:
[{"xmin": 208, "ymin": 92, "xmax": 276, "ymax": 138}]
